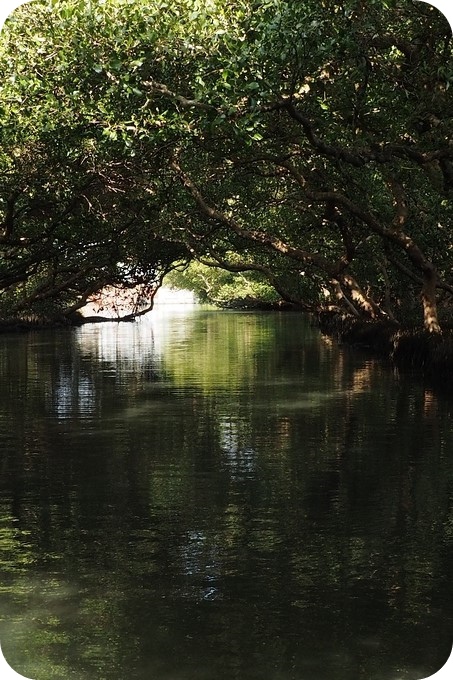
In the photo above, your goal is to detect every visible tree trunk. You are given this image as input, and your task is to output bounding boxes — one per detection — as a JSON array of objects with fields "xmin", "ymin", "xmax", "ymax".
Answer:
[
  {"xmin": 339, "ymin": 274, "xmax": 385, "ymax": 319},
  {"xmin": 421, "ymin": 268, "xmax": 441, "ymax": 333}
]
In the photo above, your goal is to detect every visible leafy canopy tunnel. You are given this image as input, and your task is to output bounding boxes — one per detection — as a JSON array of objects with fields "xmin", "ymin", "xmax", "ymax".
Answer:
[{"xmin": 0, "ymin": 0, "xmax": 452, "ymax": 330}]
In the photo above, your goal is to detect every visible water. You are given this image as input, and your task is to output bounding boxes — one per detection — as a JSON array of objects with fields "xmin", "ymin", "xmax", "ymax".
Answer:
[{"xmin": 0, "ymin": 307, "xmax": 452, "ymax": 679}]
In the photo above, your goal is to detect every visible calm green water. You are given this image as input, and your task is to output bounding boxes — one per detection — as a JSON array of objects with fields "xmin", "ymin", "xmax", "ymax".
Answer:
[{"xmin": 0, "ymin": 308, "xmax": 452, "ymax": 680}]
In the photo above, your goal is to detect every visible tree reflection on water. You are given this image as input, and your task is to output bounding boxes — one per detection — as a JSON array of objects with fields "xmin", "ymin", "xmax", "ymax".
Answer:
[{"xmin": 0, "ymin": 309, "xmax": 452, "ymax": 679}]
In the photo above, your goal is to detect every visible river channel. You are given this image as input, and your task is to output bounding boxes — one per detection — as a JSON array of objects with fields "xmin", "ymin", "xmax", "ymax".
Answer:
[{"xmin": 0, "ymin": 307, "xmax": 452, "ymax": 679}]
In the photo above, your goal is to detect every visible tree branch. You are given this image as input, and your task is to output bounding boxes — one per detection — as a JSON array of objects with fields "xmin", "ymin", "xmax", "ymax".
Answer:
[
  {"xmin": 169, "ymin": 156, "xmax": 345, "ymax": 278},
  {"xmin": 143, "ymin": 80, "xmax": 218, "ymax": 112}
]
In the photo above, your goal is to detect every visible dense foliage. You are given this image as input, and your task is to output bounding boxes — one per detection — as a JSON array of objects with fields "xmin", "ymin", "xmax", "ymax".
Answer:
[{"xmin": 0, "ymin": 0, "xmax": 452, "ymax": 328}]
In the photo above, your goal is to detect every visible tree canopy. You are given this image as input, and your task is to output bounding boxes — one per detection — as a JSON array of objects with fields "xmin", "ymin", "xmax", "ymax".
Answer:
[{"xmin": 0, "ymin": 0, "xmax": 452, "ymax": 329}]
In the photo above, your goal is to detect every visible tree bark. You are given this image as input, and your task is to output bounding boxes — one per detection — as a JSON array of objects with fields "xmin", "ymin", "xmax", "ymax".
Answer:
[{"xmin": 421, "ymin": 267, "xmax": 441, "ymax": 333}]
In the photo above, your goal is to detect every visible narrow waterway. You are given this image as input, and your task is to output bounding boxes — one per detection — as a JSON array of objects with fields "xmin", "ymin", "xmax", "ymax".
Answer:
[{"xmin": 0, "ymin": 307, "xmax": 452, "ymax": 680}]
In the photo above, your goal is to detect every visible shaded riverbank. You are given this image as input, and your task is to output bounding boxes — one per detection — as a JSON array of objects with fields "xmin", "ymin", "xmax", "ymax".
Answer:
[
  {"xmin": 0, "ymin": 311, "xmax": 134, "ymax": 332},
  {"xmin": 318, "ymin": 311, "xmax": 453, "ymax": 395}
]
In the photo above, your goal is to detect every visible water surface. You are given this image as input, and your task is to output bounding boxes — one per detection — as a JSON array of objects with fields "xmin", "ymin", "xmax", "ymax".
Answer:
[{"xmin": 0, "ymin": 307, "xmax": 452, "ymax": 679}]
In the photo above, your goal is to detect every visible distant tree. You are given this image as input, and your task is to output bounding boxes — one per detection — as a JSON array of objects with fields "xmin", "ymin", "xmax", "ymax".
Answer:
[{"xmin": 167, "ymin": 259, "xmax": 282, "ymax": 307}]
